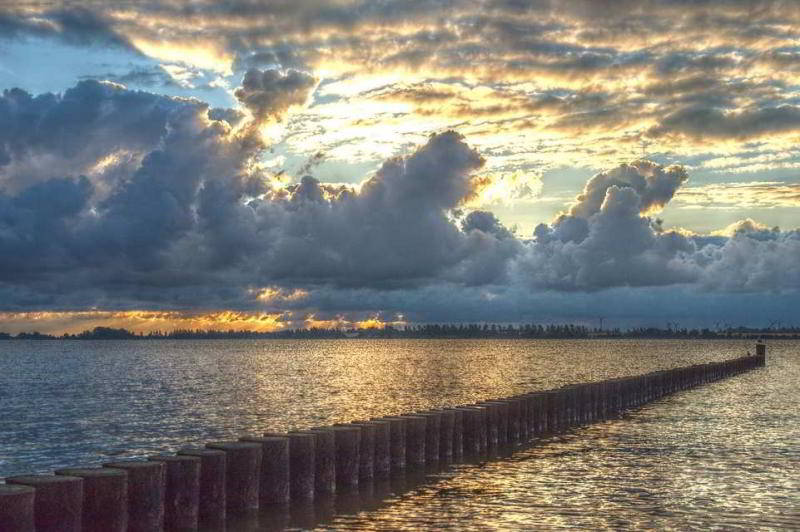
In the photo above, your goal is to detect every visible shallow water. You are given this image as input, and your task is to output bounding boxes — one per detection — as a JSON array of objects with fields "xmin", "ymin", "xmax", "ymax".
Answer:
[{"xmin": 1, "ymin": 339, "xmax": 797, "ymax": 529}]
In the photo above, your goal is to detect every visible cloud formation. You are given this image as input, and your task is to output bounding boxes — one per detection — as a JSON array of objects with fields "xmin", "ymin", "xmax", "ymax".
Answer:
[
  {"xmin": 0, "ymin": 78, "xmax": 798, "ymax": 324},
  {"xmin": 235, "ymin": 68, "xmax": 318, "ymax": 121}
]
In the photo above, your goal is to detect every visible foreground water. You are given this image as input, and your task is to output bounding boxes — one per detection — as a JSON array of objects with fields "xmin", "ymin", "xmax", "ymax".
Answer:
[{"xmin": 1, "ymin": 339, "xmax": 798, "ymax": 529}]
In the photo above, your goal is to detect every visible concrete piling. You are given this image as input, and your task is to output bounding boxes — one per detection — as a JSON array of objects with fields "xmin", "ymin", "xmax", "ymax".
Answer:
[
  {"xmin": 103, "ymin": 461, "xmax": 165, "ymax": 532},
  {"xmin": 55, "ymin": 467, "xmax": 128, "ymax": 532},
  {"xmin": 5, "ymin": 476, "xmax": 82, "ymax": 532},
  {"xmin": 332, "ymin": 426, "xmax": 361, "ymax": 489},
  {"xmin": 177, "ymin": 448, "xmax": 226, "ymax": 529},
  {"xmin": 147, "ymin": 455, "xmax": 200, "ymax": 531},
  {"xmin": 205, "ymin": 442, "xmax": 262, "ymax": 513},
  {"xmin": 239, "ymin": 436, "xmax": 290, "ymax": 505}
]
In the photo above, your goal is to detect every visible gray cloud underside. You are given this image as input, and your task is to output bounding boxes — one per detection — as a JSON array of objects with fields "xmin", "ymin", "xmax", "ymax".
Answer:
[{"xmin": 0, "ymin": 79, "xmax": 799, "ymax": 317}]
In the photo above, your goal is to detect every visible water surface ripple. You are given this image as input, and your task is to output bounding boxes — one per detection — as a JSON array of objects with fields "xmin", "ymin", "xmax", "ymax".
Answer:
[{"xmin": 1, "ymin": 339, "xmax": 797, "ymax": 529}]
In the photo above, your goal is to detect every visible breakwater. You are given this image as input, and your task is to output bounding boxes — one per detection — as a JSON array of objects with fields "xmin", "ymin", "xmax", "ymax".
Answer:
[{"xmin": 0, "ymin": 346, "xmax": 766, "ymax": 531}]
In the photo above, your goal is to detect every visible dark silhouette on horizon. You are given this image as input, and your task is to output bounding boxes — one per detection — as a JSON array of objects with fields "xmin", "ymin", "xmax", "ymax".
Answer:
[{"xmin": 1, "ymin": 324, "xmax": 798, "ymax": 341}]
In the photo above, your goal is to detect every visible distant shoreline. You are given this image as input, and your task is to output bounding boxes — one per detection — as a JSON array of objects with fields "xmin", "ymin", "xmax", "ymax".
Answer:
[{"xmin": 1, "ymin": 325, "xmax": 797, "ymax": 341}]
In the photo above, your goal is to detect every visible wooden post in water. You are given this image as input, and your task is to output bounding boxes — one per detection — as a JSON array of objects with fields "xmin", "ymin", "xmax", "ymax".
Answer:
[
  {"xmin": 359, "ymin": 420, "xmax": 390, "ymax": 479},
  {"xmin": 5, "ymin": 475, "xmax": 83, "ymax": 532},
  {"xmin": 756, "ymin": 341, "xmax": 766, "ymax": 366},
  {"xmin": 0, "ymin": 484, "xmax": 35, "ymax": 532},
  {"xmin": 147, "ymin": 455, "xmax": 200, "ymax": 530},
  {"xmin": 298, "ymin": 428, "xmax": 336, "ymax": 494},
  {"xmin": 204, "ymin": 442, "xmax": 261, "ymax": 513},
  {"xmin": 380, "ymin": 417, "xmax": 407, "ymax": 473},
  {"xmin": 332, "ymin": 426, "xmax": 361, "ymax": 489},
  {"xmin": 478, "ymin": 402, "xmax": 501, "ymax": 449},
  {"xmin": 348, "ymin": 422, "xmax": 376, "ymax": 481},
  {"xmin": 284, "ymin": 432, "xmax": 316, "ymax": 500},
  {"xmin": 446, "ymin": 408, "xmax": 464, "ymax": 461},
  {"xmin": 494, "ymin": 401, "xmax": 511, "ymax": 446},
  {"xmin": 505, "ymin": 398, "xmax": 521, "ymax": 444},
  {"xmin": 401, "ymin": 416, "xmax": 427, "ymax": 469},
  {"xmin": 517, "ymin": 396, "xmax": 529, "ymax": 442},
  {"xmin": 417, "ymin": 412, "xmax": 442, "ymax": 465},
  {"xmin": 239, "ymin": 436, "xmax": 290, "ymax": 504},
  {"xmin": 435, "ymin": 409, "xmax": 455, "ymax": 463},
  {"xmin": 458, "ymin": 407, "xmax": 481, "ymax": 456},
  {"xmin": 177, "ymin": 448, "xmax": 227, "ymax": 529},
  {"xmin": 55, "ymin": 468, "xmax": 128, "ymax": 532},
  {"xmin": 462, "ymin": 406, "xmax": 488, "ymax": 456},
  {"xmin": 103, "ymin": 461, "xmax": 165, "ymax": 532}
]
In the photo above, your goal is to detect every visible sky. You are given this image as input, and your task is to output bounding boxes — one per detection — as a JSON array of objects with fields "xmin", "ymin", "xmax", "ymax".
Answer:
[{"xmin": 0, "ymin": 0, "xmax": 798, "ymax": 334}]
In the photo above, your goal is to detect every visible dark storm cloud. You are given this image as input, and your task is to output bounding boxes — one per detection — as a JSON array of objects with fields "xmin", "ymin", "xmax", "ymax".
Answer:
[
  {"xmin": 0, "ymin": 81, "xmax": 180, "ymax": 192},
  {"xmin": 0, "ymin": 77, "xmax": 799, "ymax": 317},
  {"xmin": 0, "ymin": 79, "xmax": 518, "ymax": 308}
]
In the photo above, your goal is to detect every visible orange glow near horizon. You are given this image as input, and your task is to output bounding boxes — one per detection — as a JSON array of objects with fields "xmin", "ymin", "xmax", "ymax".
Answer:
[{"xmin": 0, "ymin": 310, "xmax": 406, "ymax": 336}]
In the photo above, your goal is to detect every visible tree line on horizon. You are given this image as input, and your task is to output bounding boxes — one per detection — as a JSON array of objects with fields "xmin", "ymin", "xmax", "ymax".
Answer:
[{"xmin": 1, "ymin": 323, "xmax": 798, "ymax": 340}]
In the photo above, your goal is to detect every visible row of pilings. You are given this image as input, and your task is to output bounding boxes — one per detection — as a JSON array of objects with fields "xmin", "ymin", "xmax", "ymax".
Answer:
[{"xmin": 0, "ymin": 346, "xmax": 766, "ymax": 531}]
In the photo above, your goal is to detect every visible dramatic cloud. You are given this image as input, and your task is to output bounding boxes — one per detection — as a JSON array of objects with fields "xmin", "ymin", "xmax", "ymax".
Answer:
[
  {"xmin": 525, "ymin": 164, "xmax": 697, "ymax": 290},
  {"xmin": 566, "ymin": 161, "xmax": 688, "ymax": 218},
  {"xmin": 234, "ymin": 68, "xmax": 317, "ymax": 121},
  {"xmin": 1, "ymin": 77, "xmax": 797, "ymax": 326},
  {"xmin": 522, "ymin": 161, "xmax": 799, "ymax": 293},
  {"xmin": 2, "ymin": 1, "xmax": 800, "ymax": 329}
]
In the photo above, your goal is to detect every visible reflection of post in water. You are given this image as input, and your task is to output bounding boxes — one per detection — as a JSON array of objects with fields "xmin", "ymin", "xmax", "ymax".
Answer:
[
  {"xmin": 288, "ymin": 492, "xmax": 336, "ymax": 529},
  {"xmin": 224, "ymin": 507, "xmax": 261, "ymax": 531},
  {"xmin": 254, "ymin": 502, "xmax": 290, "ymax": 531}
]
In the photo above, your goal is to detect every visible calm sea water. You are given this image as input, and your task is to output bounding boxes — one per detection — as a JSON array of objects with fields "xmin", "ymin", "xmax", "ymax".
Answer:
[{"xmin": 1, "ymin": 339, "xmax": 798, "ymax": 529}]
